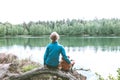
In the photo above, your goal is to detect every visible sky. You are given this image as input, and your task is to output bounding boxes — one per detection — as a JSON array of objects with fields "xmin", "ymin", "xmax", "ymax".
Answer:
[{"xmin": 0, "ymin": 0, "xmax": 120, "ymax": 24}]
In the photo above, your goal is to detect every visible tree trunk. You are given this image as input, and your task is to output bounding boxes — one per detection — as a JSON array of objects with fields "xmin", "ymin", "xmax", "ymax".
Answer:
[{"xmin": 10, "ymin": 67, "xmax": 77, "ymax": 80}]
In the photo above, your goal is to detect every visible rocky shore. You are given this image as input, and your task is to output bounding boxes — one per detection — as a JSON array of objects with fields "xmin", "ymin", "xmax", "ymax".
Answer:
[{"xmin": 0, "ymin": 53, "xmax": 86, "ymax": 80}]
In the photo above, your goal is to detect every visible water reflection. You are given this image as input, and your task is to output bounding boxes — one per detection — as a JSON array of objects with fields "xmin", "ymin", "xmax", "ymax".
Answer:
[
  {"xmin": 65, "ymin": 46, "xmax": 120, "ymax": 52},
  {"xmin": 0, "ymin": 36, "xmax": 120, "ymax": 51}
]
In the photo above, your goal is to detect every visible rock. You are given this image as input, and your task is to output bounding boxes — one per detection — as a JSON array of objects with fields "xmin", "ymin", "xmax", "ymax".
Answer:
[
  {"xmin": 0, "ymin": 64, "xmax": 11, "ymax": 79},
  {"xmin": 0, "ymin": 53, "xmax": 7, "ymax": 63},
  {"xmin": 0, "ymin": 53, "xmax": 87, "ymax": 80},
  {"xmin": 0, "ymin": 53, "xmax": 18, "ymax": 64}
]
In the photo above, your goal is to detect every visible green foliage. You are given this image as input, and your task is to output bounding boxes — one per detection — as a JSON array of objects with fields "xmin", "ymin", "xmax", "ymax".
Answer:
[
  {"xmin": 0, "ymin": 24, "xmax": 6, "ymax": 36},
  {"xmin": 96, "ymin": 68, "xmax": 120, "ymax": 80},
  {"xmin": 15, "ymin": 25, "xmax": 28, "ymax": 35},
  {"xmin": 108, "ymin": 74, "xmax": 117, "ymax": 80},
  {"xmin": 29, "ymin": 24, "xmax": 51, "ymax": 35},
  {"xmin": 21, "ymin": 64, "xmax": 39, "ymax": 72},
  {"xmin": 95, "ymin": 73, "xmax": 104, "ymax": 80},
  {"xmin": 1, "ymin": 18, "xmax": 120, "ymax": 36},
  {"xmin": 117, "ymin": 68, "xmax": 120, "ymax": 80}
]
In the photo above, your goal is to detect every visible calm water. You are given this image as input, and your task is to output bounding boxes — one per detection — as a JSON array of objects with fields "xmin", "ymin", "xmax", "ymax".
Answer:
[{"xmin": 0, "ymin": 36, "xmax": 120, "ymax": 80}]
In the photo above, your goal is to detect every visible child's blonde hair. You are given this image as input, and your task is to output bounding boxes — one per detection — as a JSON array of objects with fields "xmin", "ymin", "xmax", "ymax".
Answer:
[{"xmin": 50, "ymin": 32, "xmax": 60, "ymax": 42}]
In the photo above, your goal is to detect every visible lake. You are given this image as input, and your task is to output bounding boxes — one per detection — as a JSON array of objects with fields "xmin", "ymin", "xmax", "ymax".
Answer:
[{"xmin": 0, "ymin": 36, "xmax": 120, "ymax": 80}]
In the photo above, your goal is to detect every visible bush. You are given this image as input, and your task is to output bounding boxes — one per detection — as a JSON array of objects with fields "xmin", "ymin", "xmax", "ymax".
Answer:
[{"xmin": 21, "ymin": 64, "xmax": 39, "ymax": 72}]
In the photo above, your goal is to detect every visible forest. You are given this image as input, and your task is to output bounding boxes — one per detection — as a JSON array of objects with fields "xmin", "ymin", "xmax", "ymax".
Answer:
[{"xmin": 0, "ymin": 18, "xmax": 120, "ymax": 36}]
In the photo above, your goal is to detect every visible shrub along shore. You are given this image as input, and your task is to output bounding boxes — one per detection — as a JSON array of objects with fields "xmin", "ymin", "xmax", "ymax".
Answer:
[{"xmin": 0, "ymin": 18, "xmax": 120, "ymax": 37}]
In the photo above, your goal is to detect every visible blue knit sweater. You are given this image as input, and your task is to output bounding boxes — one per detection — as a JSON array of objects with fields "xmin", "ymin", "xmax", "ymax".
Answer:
[{"xmin": 44, "ymin": 41, "xmax": 71, "ymax": 67}]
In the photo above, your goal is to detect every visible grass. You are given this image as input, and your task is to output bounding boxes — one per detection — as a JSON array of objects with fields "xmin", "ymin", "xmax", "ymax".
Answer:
[{"xmin": 21, "ymin": 64, "xmax": 39, "ymax": 72}]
